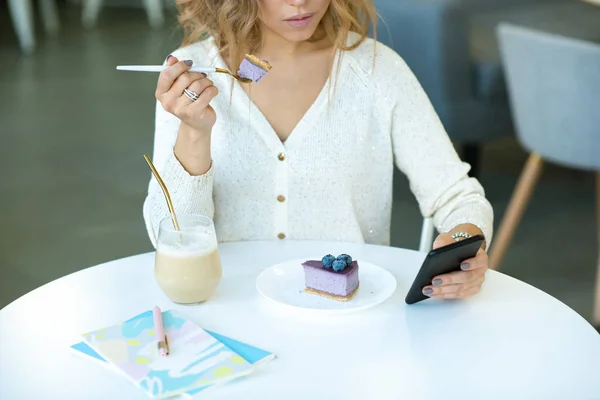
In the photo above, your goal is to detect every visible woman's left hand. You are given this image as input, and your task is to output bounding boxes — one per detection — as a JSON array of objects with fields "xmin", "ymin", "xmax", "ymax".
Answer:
[{"xmin": 422, "ymin": 232, "xmax": 488, "ymax": 299}]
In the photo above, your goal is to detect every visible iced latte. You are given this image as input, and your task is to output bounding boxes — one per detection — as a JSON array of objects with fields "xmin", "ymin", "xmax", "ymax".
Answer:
[{"xmin": 154, "ymin": 215, "xmax": 222, "ymax": 304}]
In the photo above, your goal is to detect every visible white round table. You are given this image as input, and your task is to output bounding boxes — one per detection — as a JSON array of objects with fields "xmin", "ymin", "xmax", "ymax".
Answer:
[{"xmin": 1, "ymin": 241, "xmax": 599, "ymax": 399}]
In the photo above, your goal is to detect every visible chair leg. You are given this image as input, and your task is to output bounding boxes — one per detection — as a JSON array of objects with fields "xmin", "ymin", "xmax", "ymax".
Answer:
[
  {"xmin": 40, "ymin": 0, "xmax": 60, "ymax": 35},
  {"xmin": 143, "ymin": 0, "xmax": 165, "ymax": 28},
  {"xmin": 594, "ymin": 253, "xmax": 600, "ymax": 326},
  {"xmin": 8, "ymin": 0, "xmax": 36, "ymax": 54},
  {"xmin": 418, "ymin": 217, "xmax": 436, "ymax": 253},
  {"xmin": 82, "ymin": 0, "xmax": 104, "ymax": 28},
  {"xmin": 462, "ymin": 144, "xmax": 481, "ymax": 179},
  {"xmin": 593, "ymin": 172, "xmax": 600, "ymax": 325},
  {"xmin": 489, "ymin": 153, "xmax": 544, "ymax": 270}
]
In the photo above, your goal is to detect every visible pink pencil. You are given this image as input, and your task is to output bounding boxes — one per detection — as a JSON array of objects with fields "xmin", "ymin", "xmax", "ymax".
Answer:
[{"xmin": 152, "ymin": 306, "xmax": 169, "ymax": 356}]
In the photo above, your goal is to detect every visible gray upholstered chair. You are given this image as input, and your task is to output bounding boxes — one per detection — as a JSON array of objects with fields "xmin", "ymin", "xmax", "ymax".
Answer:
[
  {"xmin": 372, "ymin": 0, "xmax": 597, "ymax": 177},
  {"xmin": 491, "ymin": 23, "xmax": 600, "ymax": 326}
]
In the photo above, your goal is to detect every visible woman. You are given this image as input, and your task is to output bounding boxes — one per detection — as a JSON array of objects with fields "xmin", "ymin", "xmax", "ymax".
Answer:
[{"xmin": 143, "ymin": 0, "xmax": 494, "ymax": 299}]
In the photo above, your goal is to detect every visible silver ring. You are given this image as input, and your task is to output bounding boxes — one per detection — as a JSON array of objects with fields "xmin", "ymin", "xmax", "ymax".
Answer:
[{"xmin": 184, "ymin": 88, "xmax": 199, "ymax": 102}]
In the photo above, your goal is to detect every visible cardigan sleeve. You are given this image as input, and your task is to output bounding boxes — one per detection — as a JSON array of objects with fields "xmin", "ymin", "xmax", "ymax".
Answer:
[
  {"xmin": 388, "ymin": 56, "xmax": 494, "ymax": 247},
  {"xmin": 142, "ymin": 99, "xmax": 215, "ymax": 248}
]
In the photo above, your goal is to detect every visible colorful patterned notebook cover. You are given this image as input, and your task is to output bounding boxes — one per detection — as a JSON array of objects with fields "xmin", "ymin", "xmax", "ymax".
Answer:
[
  {"xmin": 80, "ymin": 309, "xmax": 271, "ymax": 398},
  {"xmin": 71, "ymin": 330, "xmax": 274, "ymax": 397}
]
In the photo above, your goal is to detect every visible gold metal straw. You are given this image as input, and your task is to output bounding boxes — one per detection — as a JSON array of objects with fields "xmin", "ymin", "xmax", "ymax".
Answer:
[{"xmin": 143, "ymin": 154, "xmax": 181, "ymax": 231}]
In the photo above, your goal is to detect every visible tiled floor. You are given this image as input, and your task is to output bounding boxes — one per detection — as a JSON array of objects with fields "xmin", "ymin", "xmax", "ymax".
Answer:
[{"xmin": 1, "ymin": 6, "xmax": 597, "ymax": 326}]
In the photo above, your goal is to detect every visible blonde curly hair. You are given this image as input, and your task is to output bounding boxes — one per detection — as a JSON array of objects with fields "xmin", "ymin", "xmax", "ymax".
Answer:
[{"xmin": 176, "ymin": 0, "xmax": 377, "ymax": 72}]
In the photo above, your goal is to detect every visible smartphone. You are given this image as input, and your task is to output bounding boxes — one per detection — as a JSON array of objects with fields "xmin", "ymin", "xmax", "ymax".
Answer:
[{"xmin": 405, "ymin": 234, "xmax": 485, "ymax": 305}]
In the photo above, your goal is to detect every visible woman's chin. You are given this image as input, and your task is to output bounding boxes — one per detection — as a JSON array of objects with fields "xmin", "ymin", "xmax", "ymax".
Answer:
[
  {"xmin": 277, "ymin": 25, "xmax": 321, "ymax": 43},
  {"xmin": 286, "ymin": 33, "xmax": 316, "ymax": 43}
]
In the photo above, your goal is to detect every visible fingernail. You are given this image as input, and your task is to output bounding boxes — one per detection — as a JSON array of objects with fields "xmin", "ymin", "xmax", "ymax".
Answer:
[
  {"xmin": 184, "ymin": 60, "xmax": 193, "ymax": 66},
  {"xmin": 423, "ymin": 288, "xmax": 433, "ymax": 295},
  {"xmin": 432, "ymin": 279, "xmax": 442, "ymax": 286},
  {"xmin": 201, "ymin": 72, "xmax": 207, "ymax": 77},
  {"xmin": 461, "ymin": 263, "xmax": 470, "ymax": 270},
  {"xmin": 166, "ymin": 55, "xmax": 173, "ymax": 62}
]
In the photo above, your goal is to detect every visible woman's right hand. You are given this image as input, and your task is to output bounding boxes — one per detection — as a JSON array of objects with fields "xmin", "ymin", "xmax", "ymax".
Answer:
[{"xmin": 155, "ymin": 55, "xmax": 219, "ymax": 135}]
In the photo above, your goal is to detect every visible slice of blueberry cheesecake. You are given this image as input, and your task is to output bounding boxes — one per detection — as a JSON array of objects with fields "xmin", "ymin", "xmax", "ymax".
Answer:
[
  {"xmin": 302, "ymin": 254, "xmax": 359, "ymax": 301},
  {"xmin": 237, "ymin": 54, "xmax": 272, "ymax": 83}
]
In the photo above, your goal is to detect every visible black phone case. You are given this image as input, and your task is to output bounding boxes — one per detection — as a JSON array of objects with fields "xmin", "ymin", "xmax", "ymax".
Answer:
[{"xmin": 405, "ymin": 235, "xmax": 485, "ymax": 305}]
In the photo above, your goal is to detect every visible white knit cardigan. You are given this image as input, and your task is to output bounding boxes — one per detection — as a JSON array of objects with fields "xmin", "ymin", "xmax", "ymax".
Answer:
[{"xmin": 143, "ymin": 34, "xmax": 493, "ymax": 248}]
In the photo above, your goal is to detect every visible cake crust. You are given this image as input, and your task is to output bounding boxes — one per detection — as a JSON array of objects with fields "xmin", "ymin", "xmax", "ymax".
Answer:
[
  {"xmin": 304, "ymin": 283, "xmax": 360, "ymax": 302},
  {"xmin": 244, "ymin": 54, "xmax": 272, "ymax": 71}
]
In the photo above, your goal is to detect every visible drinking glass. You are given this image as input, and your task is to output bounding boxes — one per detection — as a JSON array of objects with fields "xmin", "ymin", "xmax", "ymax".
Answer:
[{"xmin": 154, "ymin": 214, "xmax": 222, "ymax": 304}]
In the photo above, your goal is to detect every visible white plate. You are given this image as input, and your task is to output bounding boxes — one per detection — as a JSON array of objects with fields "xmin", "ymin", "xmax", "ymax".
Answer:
[{"xmin": 255, "ymin": 258, "xmax": 397, "ymax": 315}]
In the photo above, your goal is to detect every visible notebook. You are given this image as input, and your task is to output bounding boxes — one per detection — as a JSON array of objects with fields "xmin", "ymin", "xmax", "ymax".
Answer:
[
  {"xmin": 71, "ymin": 330, "xmax": 274, "ymax": 397},
  {"xmin": 77, "ymin": 309, "xmax": 275, "ymax": 398}
]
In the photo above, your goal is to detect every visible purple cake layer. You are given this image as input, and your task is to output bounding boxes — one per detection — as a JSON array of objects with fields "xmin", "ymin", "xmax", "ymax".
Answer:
[
  {"xmin": 302, "ymin": 260, "xmax": 359, "ymax": 297},
  {"xmin": 237, "ymin": 58, "xmax": 269, "ymax": 83}
]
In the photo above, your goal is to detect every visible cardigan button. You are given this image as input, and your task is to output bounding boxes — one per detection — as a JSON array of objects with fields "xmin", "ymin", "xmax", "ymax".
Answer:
[
  {"xmin": 277, "ymin": 152, "xmax": 285, "ymax": 161},
  {"xmin": 278, "ymin": 233, "xmax": 286, "ymax": 240},
  {"xmin": 277, "ymin": 195, "xmax": 286, "ymax": 202}
]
